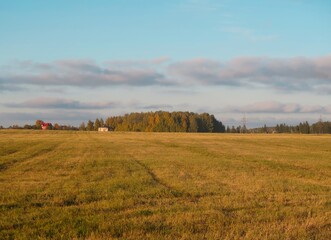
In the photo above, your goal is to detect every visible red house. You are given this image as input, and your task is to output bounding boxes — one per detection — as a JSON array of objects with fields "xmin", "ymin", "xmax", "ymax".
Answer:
[{"xmin": 41, "ymin": 122, "xmax": 52, "ymax": 130}]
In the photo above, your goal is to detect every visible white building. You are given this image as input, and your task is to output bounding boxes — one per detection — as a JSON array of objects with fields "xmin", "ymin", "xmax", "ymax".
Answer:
[{"xmin": 98, "ymin": 127, "xmax": 109, "ymax": 132}]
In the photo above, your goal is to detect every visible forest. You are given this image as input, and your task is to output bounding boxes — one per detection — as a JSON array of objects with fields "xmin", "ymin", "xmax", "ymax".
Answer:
[{"xmin": 85, "ymin": 111, "xmax": 225, "ymax": 133}]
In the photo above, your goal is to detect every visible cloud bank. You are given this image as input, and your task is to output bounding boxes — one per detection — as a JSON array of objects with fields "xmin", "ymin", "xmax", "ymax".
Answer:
[
  {"xmin": 1, "ymin": 55, "xmax": 331, "ymax": 93},
  {"xmin": 168, "ymin": 55, "xmax": 331, "ymax": 90},
  {"xmin": 225, "ymin": 101, "xmax": 331, "ymax": 114},
  {"xmin": 2, "ymin": 98, "xmax": 177, "ymax": 112},
  {"xmin": 5, "ymin": 97, "xmax": 117, "ymax": 110},
  {"xmin": 4, "ymin": 97, "xmax": 331, "ymax": 115},
  {"xmin": 0, "ymin": 59, "xmax": 167, "ymax": 88}
]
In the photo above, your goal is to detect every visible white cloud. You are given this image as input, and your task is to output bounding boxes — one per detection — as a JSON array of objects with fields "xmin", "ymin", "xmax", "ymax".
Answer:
[
  {"xmin": 0, "ymin": 59, "xmax": 168, "ymax": 88},
  {"xmin": 224, "ymin": 101, "xmax": 331, "ymax": 114},
  {"xmin": 168, "ymin": 55, "xmax": 331, "ymax": 92},
  {"xmin": 1, "ymin": 55, "xmax": 331, "ymax": 94},
  {"xmin": 4, "ymin": 97, "xmax": 118, "ymax": 110}
]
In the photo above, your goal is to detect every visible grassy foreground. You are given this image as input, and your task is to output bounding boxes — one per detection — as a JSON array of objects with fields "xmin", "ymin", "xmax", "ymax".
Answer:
[{"xmin": 0, "ymin": 130, "xmax": 330, "ymax": 239}]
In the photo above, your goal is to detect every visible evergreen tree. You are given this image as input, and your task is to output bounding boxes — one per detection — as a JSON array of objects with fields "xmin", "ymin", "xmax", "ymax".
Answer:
[
  {"xmin": 79, "ymin": 122, "xmax": 86, "ymax": 131},
  {"xmin": 100, "ymin": 118, "xmax": 104, "ymax": 128},
  {"xmin": 86, "ymin": 120, "xmax": 94, "ymax": 131},
  {"xmin": 94, "ymin": 118, "xmax": 101, "ymax": 131}
]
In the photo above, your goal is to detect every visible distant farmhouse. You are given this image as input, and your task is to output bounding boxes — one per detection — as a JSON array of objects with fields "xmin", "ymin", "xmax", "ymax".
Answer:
[
  {"xmin": 98, "ymin": 127, "xmax": 109, "ymax": 132},
  {"xmin": 41, "ymin": 122, "xmax": 52, "ymax": 130}
]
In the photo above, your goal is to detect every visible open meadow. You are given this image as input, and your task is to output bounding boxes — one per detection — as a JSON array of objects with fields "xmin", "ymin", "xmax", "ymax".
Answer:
[{"xmin": 0, "ymin": 130, "xmax": 330, "ymax": 239}]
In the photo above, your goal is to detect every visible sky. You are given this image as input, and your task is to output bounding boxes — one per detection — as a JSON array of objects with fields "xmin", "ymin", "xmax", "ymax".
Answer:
[{"xmin": 1, "ymin": 0, "xmax": 331, "ymax": 128}]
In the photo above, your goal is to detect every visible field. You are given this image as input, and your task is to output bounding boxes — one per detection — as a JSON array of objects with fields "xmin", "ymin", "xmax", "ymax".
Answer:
[{"xmin": 0, "ymin": 130, "xmax": 330, "ymax": 239}]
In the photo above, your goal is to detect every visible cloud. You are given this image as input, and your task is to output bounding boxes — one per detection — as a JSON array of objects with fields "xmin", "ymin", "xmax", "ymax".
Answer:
[
  {"xmin": 140, "ymin": 104, "xmax": 174, "ymax": 110},
  {"xmin": 316, "ymin": 86, "xmax": 331, "ymax": 95},
  {"xmin": 0, "ymin": 110, "xmax": 103, "ymax": 127},
  {"xmin": 1, "ymin": 55, "xmax": 331, "ymax": 93},
  {"xmin": 221, "ymin": 115, "xmax": 325, "ymax": 128},
  {"xmin": 168, "ymin": 58, "xmax": 241, "ymax": 86},
  {"xmin": 1, "ymin": 59, "xmax": 168, "ymax": 87},
  {"xmin": 225, "ymin": 101, "xmax": 331, "ymax": 114},
  {"xmin": 3, "ymin": 97, "xmax": 179, "ymax": 112},
  {"xmin": 106, "ymin": 57, "xmax": 170, "ymax": 69},
  {"xmin": 168, "ymin": 55, "xmax": 331, "ymax": 92},
  {"xmin": 5, "ymin": 97, "xmax": 118, "ymax": 110},
  {"xmin": 0, "ymin": 111, "xmax": 96, "ymax": 122},
  {"xmin": 0, "ymin": 83, "xmax": 25, "ymax": 92}
]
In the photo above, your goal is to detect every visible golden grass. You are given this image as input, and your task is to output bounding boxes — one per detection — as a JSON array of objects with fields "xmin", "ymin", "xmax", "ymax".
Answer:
[{"xmin": 0, "ymin": 130, "xmax": 330, "ymax": 239}]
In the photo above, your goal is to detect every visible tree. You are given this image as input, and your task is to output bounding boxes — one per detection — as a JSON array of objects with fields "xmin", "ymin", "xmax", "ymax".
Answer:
[
  {"xmin": 86, "ymin": 120, "xmax": 94, "ymax": 131},
  {"xmin": 94, "ymin": 118, "xmax": 101, "ymax": 131},
  {"xmin": 100, "ymin": 118, "xmax": 104, "ymax": 128},
  {"xmin": 79, "ymin": 122, "xmax": 86, "ymax": 131},
  {"xmin": 35, "ymin": 120, "xmax": 43, "ymax": 129},
  {"xmin": 298, "ymin": 122, "xmax": 310, "ymax": 134},
  {"xmin": 46, "ymin": 123, "xmax": 53, "ymax": 130},
  {"xmin": 53, "ymin": 123, "xmax": 60, "ymax": 130},
  {"xmin": 236, "ymin": 126, "xmax": 241, "ymax": 133},
  {"xmin": 316, "ymin": 117, "xmax": 324, "ymax": 134}
]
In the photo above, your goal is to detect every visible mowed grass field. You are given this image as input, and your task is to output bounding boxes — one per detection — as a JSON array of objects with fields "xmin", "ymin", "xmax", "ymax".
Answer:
[{"xmin": 0, "ymin": 131, "xmax": 330, "ymax": 239}]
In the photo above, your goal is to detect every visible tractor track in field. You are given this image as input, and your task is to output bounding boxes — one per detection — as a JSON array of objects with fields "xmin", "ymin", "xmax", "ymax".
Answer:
[
  {"xmin": 0, "ymin": 142, "xmax": 61, "ymax": 172},
  {"xmin": 88, "ymin": 134, "xmax": 186, "ymax": 198},
  {"xmin": 131, "ymin": 157, "xmax": 184, "ymax": 197}
]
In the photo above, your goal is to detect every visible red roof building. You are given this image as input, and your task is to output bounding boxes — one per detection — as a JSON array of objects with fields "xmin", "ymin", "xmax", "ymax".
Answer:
[{"xmin": 41, "ymin": 122, "xmax": 52, "ymax": 130}]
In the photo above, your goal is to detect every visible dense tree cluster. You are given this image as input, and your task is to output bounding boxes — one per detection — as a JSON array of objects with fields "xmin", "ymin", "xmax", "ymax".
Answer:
[
  {"xmin": 89, "ymin": 111, "xmax": 225, "ymax": 133},
  {"xmin": 311, "ymin": 121, "xmax": 331, "ymax": 134},
  {"xmin": 275, "ymin": 122, "xmax": 310, "ymax": 134}
]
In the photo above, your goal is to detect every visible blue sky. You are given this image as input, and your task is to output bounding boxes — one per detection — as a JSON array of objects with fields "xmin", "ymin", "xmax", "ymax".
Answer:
[{"xmin": 1, "ymin": 0, "xmax": 331, "ymax": 127}]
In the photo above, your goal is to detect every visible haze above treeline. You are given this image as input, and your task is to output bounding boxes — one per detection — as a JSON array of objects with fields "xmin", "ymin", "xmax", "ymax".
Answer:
[{"xmin": 2, "ymin": 111, "xmax": 331, "ymax": 134}]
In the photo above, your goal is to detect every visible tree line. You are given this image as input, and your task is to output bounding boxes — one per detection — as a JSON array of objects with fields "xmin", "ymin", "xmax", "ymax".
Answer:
[
  {"xmin": 4, "ymin": 111, "xmax": 224, "ymax": 133},
  {"xmin": 248, "ymin": 121, "xmax": 331, "ymax": 134},
  {"xmin": 8, "ymin": 120, "xmax": 78, "ymax": 130},
  {"xmin": 2, "ymin": 111, "xmax": 331, "ymax": 134}
]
